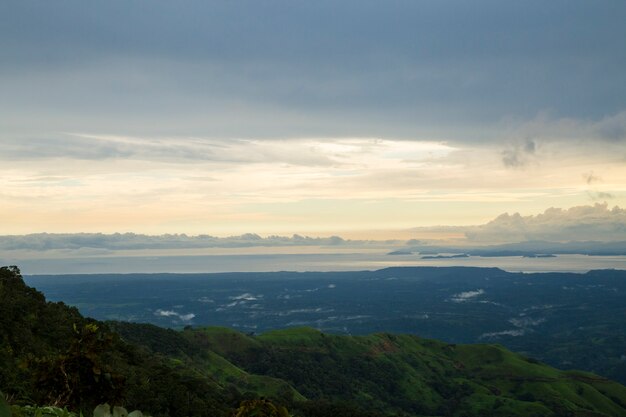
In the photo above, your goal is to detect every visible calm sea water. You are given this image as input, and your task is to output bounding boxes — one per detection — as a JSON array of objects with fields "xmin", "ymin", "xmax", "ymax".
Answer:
[{"xmin": 9, "ymin": 251, "xmax": 626, "ymax": 274}]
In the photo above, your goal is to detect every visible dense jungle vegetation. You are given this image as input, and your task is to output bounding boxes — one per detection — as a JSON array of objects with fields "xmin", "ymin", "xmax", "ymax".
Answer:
[{"xmin": 2, "ymin": 266, "xmax": 626, "ymax": 417}]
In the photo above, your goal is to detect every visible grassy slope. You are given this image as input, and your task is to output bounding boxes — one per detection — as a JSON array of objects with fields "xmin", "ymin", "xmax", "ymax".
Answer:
[{"xmin": 196, "ymin": 326, "xmax": 626, "ymax": 417}]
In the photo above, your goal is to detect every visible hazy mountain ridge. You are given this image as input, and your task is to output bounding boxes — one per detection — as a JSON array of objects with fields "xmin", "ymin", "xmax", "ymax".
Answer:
[{"xmin": 3, "ymin": 266, "xmax": 626, "ymax": 417}]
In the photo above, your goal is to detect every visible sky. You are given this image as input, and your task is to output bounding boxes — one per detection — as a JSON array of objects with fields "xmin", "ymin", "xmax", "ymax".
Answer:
[{"xmin": 1, "ymin": 1, "xmax": 625, "ymax": 238}]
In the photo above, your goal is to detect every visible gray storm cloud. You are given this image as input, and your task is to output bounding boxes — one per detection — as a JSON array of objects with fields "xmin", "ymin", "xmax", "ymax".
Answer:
[
  {"xmin": 1, "ymin": 1, "xmax": 625, "ymax": 140},
  {"xmin": 501, "ymin": 139, "xmax": 537, "ymax": 168}
]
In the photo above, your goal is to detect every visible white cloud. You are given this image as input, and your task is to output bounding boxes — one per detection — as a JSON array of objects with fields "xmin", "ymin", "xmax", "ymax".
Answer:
[
  {"xmin": 0, "ymin": 232, "xmax": 356, "ymax": 251},
  {"xmin": 411, "ymin": 203, "xmax": 626, "ymax": 244},
  {"xmin": 450, "ymin": 289, "xmax": 484, "ymax": 302},
  {"xmin": 229, "ymin": 293, "xmax": 262, "ymax": 301},
  {"xmin": 0, "ymin": 134, "xmax": 456, "ymax": 168},
  {"xmin": 463, "ymin": 203, "xmax": 626, "ymax": 243},
  {"xmin": 155, "ymin": 309, "xmax": 178, "ymax": 317},
  {"xmin": 154, "ymin": 309, "xmax": 196, "ymax": 321},
  {"xmin": 509, "ymin": 317, "xmax": 546, "ymax": 328},
  {"xmin": 479, "ymin": 329, "xmax": 526, "ymax": 339}
]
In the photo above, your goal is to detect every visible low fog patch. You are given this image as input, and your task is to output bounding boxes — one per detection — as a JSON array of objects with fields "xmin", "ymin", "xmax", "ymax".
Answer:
[
  {"xmin": 450, "ymin": 289, "xmax": 485, "ymax": 302},
  {"xmin": 154, "ymin": 308, "xmax": 196, "ymax": 322}
]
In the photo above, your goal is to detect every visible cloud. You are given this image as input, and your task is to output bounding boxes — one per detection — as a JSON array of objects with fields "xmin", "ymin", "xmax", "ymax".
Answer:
[
  {"xmin": 154, "ymin": 309, "xmax": 195, "ymax": 321},
  {"xmin": 582, "ymin": 171, "xmax": 616, "ymax": 201},
  {"xmin": 500, "ymin": 110, "xmax": 626, "ymax": 146},
  {"xmin": 595, "ymin": 191, "xmax": 614, "ymax": 199},
  {"xmin": 0, "ymin": 134, "xmax": 339, "ymax": 166},
  {"xmin": 478, "ymin": 316, "xmax": 545, "ymax": 340},
  {"xmin": 0, "ymin": 134, "xmax": 460, "ymax": 178},
  {"xmin": 479, "ymin": 329, "xmax": 526, "ymax": 339},
  {"xmin": 408, "ymin": 203, "xmax": 626, "ymax": 244},
  {"xmin": 1, "ymin": 1, "xmax": 625, "ymax": 140},
  {"xmin": 583, "ymin": 172, "xmax": 601, "ymax": 184},
  {"xmin": 2, "ymin": 1, "xmax": 625, "ymax": 238},
  {"xmin": 509, "ymin": 317, "xmax": 545, "ymax": 328},
  {"xmin": 463, "ymin": 203, "xmax": 626, "ymax": 243},
  {"xmin": 450, "ymin": 289, "xmax": 484, "ymax": 302},
  {"xmin": 595, "ymin": 111, "xmax": 626, "ymax": 142},
  {"xmin": 588, "ymin": 191, "xmax": 615, "ymax": 201},
  {"xmin": 229, "ymin": 293, "xmax": 262, "ymax": 301},
  {"xmin": 4, "ymin": 203, "xmax": 626, "ymax": 250},
  {"xmin": 0, "ymin": 232, "xmax": 359, "ymax": 251},
  {"xmin": 501, "ymin": 139, "xmax": 537, "ymax": 168}
]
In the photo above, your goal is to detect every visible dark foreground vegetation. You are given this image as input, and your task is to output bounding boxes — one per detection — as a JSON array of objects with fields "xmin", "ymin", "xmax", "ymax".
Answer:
[{"xmin": 3, "ymin": 266, "xmax": 626, "ymax": 416}]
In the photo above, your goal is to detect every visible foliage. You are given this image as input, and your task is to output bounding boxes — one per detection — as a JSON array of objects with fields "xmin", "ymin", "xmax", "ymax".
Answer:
[
  {"xmin": 28, "ymin": 267, "xmax": 626, "ymax": 385},
  {"xmin": 9, "ymin": 405, "xmax": 77, "ymax": 417},
  {"xmin": 232, "ymin": 399, "xmax": 289, "ymax": 417},
  {"xmin": 31, "ymin": 323, "xmax": 124, "ymax": 409},
  {"xmin": 1, "ymin": 392, "xmax": 11, "ymax": 417},
  {"xmin": 3, "ymin": 266, "xmax": 626, "ymax": 417},
  {"xmin": 0, "ymin": 267, "xmax": 235, "ymax": 417},
  {"xmin": 200, "ymin": 327, "xmax": 626, "ymax": 416}
]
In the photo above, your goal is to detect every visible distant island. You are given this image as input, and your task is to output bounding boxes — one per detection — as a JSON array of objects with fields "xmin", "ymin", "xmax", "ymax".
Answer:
[
  {"xmin": 387, "ymin": 249, "xmax": 414, "ymax": 255},
  {"xmin": 411, "ymin": 240, "xmax": 626, "ymax": 257},
  {"xmin": 421, "ymin": 253, "xmax": 469, "ymax": 259}
]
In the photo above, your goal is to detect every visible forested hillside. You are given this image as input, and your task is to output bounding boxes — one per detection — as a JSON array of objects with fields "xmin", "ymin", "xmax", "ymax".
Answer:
[
  {"xmin": 3, "ymin": 266, "xmax": 626, "ymax": 417},
  {"xmin": 27, "ymin": 267, "xmax": 626, "ymax": 385}
]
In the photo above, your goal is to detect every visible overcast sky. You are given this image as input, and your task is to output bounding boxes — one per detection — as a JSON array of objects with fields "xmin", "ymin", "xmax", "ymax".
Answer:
[{"xmin": 1, "ymin": 1, "xmax": 625, "ymax": 237}]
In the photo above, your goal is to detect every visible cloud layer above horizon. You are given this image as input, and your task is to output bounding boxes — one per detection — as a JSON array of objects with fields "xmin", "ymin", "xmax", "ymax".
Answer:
[
  {"xmin": 416, "ymin": 203, "xmax": 626, "ymax": 243},
  {"xmin": 2, "ymin": 204, "xmax": 625, "ymax": 255},
  {"xmin": 1, "ymin": 1, "xmax": 625, "ymax": 235}
]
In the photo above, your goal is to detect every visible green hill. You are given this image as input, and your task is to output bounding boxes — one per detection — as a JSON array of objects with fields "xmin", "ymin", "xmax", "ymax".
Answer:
[
  {"xmin": 2, "ymin": 265, "xmax": 626, "ymax": 417},
  {"xmin": 181, "ymin": 326, "xmax": 626, "ymax": 417}
]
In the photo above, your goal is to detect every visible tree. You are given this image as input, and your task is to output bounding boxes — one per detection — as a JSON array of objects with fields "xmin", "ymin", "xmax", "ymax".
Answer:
[{"xmin": 233, "ymin": 399, "xmax": 289, "ymax": 417}]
